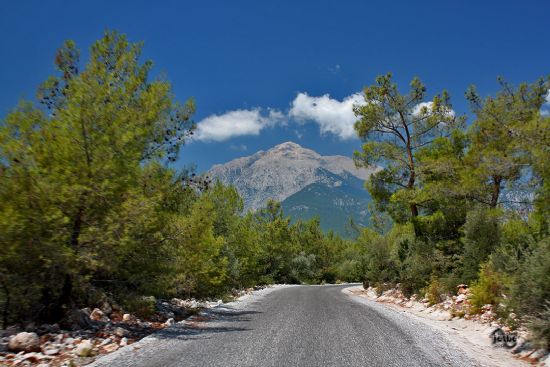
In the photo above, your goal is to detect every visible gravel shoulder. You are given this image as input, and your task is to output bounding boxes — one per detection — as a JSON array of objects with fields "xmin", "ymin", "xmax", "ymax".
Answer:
[{"xmin": 343, "ymin": 285, "xmax": 530, "ymax": 367}]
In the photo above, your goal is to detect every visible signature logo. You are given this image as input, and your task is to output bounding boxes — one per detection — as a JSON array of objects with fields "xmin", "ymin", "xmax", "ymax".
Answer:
[{"xmin": 490, "ymin": 328, "xmax": 517, "ymax": 348}]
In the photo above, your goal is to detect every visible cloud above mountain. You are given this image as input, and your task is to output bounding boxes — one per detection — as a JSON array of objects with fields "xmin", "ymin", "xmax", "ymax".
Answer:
[
  {"xmin": 194, "ymin": 91, "xmax": 461, "ymax": 142},
  {"xmin": 289, "ymin": 93, "xmax": 364, "ymax": 140},
  {"xmin": 193, "ymin": 92, "xmax": 366, "ymax": 142},
  {"xmin": 194, "ymin": 108, "xmax": 285, "ymax": 142}
]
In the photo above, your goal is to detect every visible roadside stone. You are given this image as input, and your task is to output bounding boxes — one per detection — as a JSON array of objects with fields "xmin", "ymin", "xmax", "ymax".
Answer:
[
  {"xmin": 60, "ymin": 308, "xmax": 92, "ymax": 330},
  {"xmin": 99, "ymin": 338, "xmax": 112, "ymax": 346},
  {"xmin": 164, "ymin": 318, "xmax": 175, "ymax": 327},
  {"xmin": 113, "ymin": 327, "xmax": 129, "ymax": 338},
  {"xmin": 8, "ymin": 332, "xmax": 40, "ymax": 352},
  {"xmin": 456, "ymin": 294, "xmax": 467, "ymax": 303},
  {"xmin": 23, "ymin": 352, "xmax": 44, "ymax": 363},
  {"xmin": 100, "ymin": 301, "xmax": 113, "ymax": 316},
  {"xmin": 90, "ymin": 308, "xmax": 109, "ymax": 322},
  {"xmin": 74, "ymin": 340, "xmax": 93, "ymax": 357},
  {"xmin": 119, "ymin": 337, "xmax": 128, "ymax": 347},
  {"xmin": 122, "ymin": 313, "xmax": 133, "ymax": 322},
  {"xmin": 43, "ymin": 348, "xmax": 60, "ymax": 356}
]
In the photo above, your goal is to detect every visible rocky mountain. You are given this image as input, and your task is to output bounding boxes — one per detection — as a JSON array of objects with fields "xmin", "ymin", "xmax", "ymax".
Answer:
[{"xmin": 208, "ymin": 142, "xmax": 377, "ymax": 235}]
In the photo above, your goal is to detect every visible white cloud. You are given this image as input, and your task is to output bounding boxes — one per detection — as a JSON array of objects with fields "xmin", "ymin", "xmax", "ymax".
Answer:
[
  {"xmin": 545, "ymin": 89, "xmax": 550, "ymax": 104},
  {"xmin": 289, "ymin": 92, "xmax": 364, "ymax": 140},
  {"xmin": 194, "ymin": 108, "xmax": 284, "ymax": 142}
]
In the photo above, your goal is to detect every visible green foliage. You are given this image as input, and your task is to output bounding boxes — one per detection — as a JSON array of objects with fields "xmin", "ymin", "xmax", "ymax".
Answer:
[
  {"xmin": 464, "ymin": 78, "xmax": 548, "ymax": 208},
  {"xmin": 1, "ymin": 32, "xmax": 549, "ymax": 347},
  {"xmin": 353, "ymin": 73, "xmax": 462, "ymax": 221},
  {"xmin": 527, "ymin": 301, "xmax": 550, "ymax": 350},
  {"xmin": 461, "ymin": 207, "xmax": 501, "ymax": 282},
  {"xmin": 469, "ymin": 263, "xmax": 505, "ymax": 313},
  {"xmin": 0, "ymin": 33, "xmax": 366, "ymax": 327},
  {"xmin": 353, "ymin": 74, "xmax": 550, "ymax": 338},
  {"xmin": 424, "ymin": 276, "xmax": 446, "ymax": 306},
  {"xmin": 510, "ymin": 237, "xmax": 550, "ymax": 317}
]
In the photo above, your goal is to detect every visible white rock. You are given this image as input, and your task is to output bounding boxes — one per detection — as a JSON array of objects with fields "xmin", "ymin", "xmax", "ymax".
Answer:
[
  {"xmin": 74, "ymin": 340, "xmax": 93, "ymax": 357},
  {"xmin": 122, "ymin": 314, "xmax": 132, "ymax": 322},
  {"xmin": 456, "ymin": 294, "xmax": 467, "ymax": 303},
  {"xmin": 119, "ymin": 337, "xmax": 128, "ymax": 347},
  {"xmin": 43, "ymin": 348, "xmax": 60, "ymax": 356},
  {"xmin": 99, "ymin": 338, "xmax": 112, "ymax": 346},
  {"xmin": 164, "ymin": 318, "xmax": 175, "ymax": 327},
  {"xmin": 8, "ymin": 332, "xmax": 40, "ymax": 352}
]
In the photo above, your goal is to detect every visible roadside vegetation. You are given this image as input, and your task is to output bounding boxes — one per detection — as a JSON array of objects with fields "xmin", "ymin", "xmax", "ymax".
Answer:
[
  {"xmin": 353, "ymin": 73, "xmax": 550, "ymax": 349},
  {"xmin": 0, "ymin": 32, "xmax": 365, "ymax": 330},
  {"xmin": 0, "ymin": 31, "xmax": 548, "ymax": 350}
]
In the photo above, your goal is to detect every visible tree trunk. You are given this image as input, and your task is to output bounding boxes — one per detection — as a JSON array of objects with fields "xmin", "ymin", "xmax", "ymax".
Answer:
[
  {"xmin": 490, "ymin": 176, "xmax": 502, "ymax": 208},
  {"xmin": 1, "ymin": 281, "xmax": 10, "ymax": 329},
  {"xmin": 408, "ymin": 169, "xmax": 418, "ymax": 217},
  {"xmin": 410, "ymin": 203, "xmax": 419, "ymax": 217}
]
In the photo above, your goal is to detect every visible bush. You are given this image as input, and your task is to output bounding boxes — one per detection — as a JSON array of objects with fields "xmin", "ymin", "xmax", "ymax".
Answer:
[
  {"xmin": 510, "ymin": 237, "xmax": 550, "ymax": 317},
  {"xmin": 123, "ymin": 295, "xmax": 156, "ymax": 319},
  {"xmin": 527, "ymin": 301, "xmax": 550, "ymax": 350},
  {"xmin": 424, "ymin": 276, "xmax": 446, "ymax": 305},
  {"xmin": 469, "ymin": 263, "xmax": 504, "ymax": 314},
  {"xmin": 461, "ymin": 208, "xmax": 501, "ymax": 283}
]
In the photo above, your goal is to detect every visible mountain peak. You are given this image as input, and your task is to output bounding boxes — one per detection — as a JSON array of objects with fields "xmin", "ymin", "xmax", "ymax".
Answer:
[
  {"xmin": 209, "ymin": 143, "xmax": 378, "ymax": 212},
  {"xmin": 272, "ymin": 141, "xmax": 302, "ymax": 149}
]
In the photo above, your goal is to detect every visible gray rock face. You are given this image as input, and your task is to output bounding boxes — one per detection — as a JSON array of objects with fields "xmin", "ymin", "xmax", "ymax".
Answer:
[{"xmin": 209, "ymin": 141, "xmax": 377, "ymax": 212}]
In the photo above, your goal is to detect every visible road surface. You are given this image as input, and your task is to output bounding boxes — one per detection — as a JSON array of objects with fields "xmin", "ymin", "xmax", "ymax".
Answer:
[{"xmin": 90, "ymin": 285, "xmax": 476, "ymax": 367}]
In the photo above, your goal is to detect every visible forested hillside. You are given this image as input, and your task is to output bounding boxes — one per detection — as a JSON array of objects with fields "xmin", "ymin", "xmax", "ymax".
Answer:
[{"xmin": 0, "ymin": 32, "xmax": 549, "ymax": 349}]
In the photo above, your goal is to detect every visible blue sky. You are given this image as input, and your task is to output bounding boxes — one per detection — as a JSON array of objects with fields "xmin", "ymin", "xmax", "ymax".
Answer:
[{"xmin": 1, "ymin": 0, "xmax": 549, "ymax": 172}]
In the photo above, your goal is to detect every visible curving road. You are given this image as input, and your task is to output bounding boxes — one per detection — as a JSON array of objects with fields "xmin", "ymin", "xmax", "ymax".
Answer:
[{"xmin": 90, "ymin": 285, "xmax": 476, "ymax": 367}]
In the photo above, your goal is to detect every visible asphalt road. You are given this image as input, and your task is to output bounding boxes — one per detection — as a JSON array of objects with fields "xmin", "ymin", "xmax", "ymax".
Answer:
[{"xmin": 90, "ymin": 285, "xmax": 476, "ymax": 367}]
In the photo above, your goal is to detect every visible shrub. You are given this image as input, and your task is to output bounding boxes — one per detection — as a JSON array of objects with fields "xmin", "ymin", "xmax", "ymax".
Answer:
[
  {"xmin": 469, "ymin": 263, "xmax": 504, "ymax": 314},
  {"xmin": 424, "ymin": 276, "xmax": 446, "ymax": 305},
  {"xmin": 461, "ymin": 208, "xmax": 502, "ymax": 283},
  {"xmin": 527, "ymin": 301, "xmax": 550, "ymax": 350},
  {"xmin": 123, "ymin": 295, "xmax": 156, "ymax": 319},
  {"xmin": 510, "ymin": 237, "xmax": 550, "ymax": 317}
]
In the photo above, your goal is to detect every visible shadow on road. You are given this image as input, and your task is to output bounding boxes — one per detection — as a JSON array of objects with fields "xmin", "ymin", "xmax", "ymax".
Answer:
[{"xmin": 153, "ymin": 307, "xmax": 262, "ymax": 341}]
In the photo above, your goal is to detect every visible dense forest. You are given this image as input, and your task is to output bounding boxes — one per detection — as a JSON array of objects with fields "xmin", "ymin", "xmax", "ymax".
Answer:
[{"xmin": 0, "ymin": 32, "xmax": 549, "ymax": 348}]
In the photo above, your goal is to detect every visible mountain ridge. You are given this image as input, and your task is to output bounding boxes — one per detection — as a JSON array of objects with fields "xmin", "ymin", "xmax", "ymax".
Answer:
[{"xmin": 209, "ymin": 141, "xmax": 377, "ymax": 212}]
